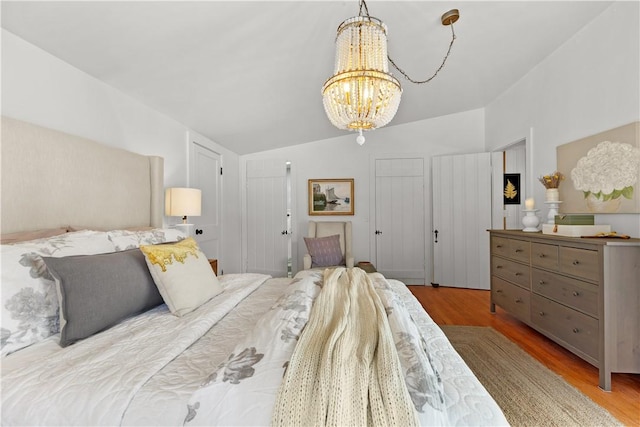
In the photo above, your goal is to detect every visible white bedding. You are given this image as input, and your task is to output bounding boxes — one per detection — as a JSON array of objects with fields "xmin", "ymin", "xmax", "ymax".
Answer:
[
  {"xmin": 1, "ymin": 271, "xmax": 508, "ymax": 427},
  {"xmin": 1, "ymin": 274, "xmax": 270, "ymax": 426}
]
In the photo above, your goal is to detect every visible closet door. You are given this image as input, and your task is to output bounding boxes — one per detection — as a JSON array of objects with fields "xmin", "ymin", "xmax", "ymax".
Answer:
[
  {"xmin": 189, "ymin": 139, "xmax": 222, "ymax": 263},
  {"xmin": 432, "ymin": 153, "xmax": 492, "ymax": 289},
  {"xmin": 245, "ymin": 159, "xmax": 289, "ymax": 276},
  {"xmin": 373, "ymin": 158, "xmax": 425, "ymax": 284}
]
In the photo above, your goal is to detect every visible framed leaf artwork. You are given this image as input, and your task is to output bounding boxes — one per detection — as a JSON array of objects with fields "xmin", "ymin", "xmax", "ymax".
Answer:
[{"xmin": 503, "ymin": 173, "xmax": 521, "ymax": 205}]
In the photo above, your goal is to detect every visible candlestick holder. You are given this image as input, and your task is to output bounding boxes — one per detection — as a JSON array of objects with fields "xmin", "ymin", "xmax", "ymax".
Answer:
[
  {"xmin": 522, "ymin": 209, "xmax": 540, "ymax": 232},
  {"xmin": 544, "ymin": 200, "xmax": 562, "ymax": 224}
]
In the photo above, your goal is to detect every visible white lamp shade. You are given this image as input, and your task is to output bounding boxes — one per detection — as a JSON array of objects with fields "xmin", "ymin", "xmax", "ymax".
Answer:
[{"xmin": 165, "ymin": 188, "xmax": 202, "ymax": 217}]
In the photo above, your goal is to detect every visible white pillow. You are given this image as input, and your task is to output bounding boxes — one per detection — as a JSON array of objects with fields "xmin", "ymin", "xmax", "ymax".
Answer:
[
  {"xmin": 1, "ymin": 230, "xmax": 115, "ymax": 357},
  {"xmin": 107, "ymin": 228, "xmax": 185, "ymax": 251},
  {"xmin": 140, "ymin": 238, "xmax": 222, "ymax": 317}
]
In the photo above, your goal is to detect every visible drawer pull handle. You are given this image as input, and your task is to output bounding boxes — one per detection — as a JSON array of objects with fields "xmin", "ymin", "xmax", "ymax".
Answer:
[
  {"xmin": 515, "ymin": 249, "xmax": 523, "ymax": 253},
  {"xmin": 572, "ymin": 291, "xmax": 580, "ymax": 297},
  {"xmin": 515, "ymin": 272, "xmax": 522, "ymax": 276},
  {"xmin": 496, "ymin": 244, "xmax": 503, "ymax": 248},
  {"xmin": 539, "ymin": 311, "xmax": 545, "ymax": 316},
  {"xmin": 572, "ymin": 328, "xmax": 580, "ymax": 334},
  {"xmin": 538, "ymin": 253, "xmax": 545, "ymax": 258},
  {"xmin": 496, "ymin": 265, "xmax": 503, "ymax": 269},
  {"xmin": 515, "ymin": 298, "xmax": 522, "ymax": 303},
  {"xmin": 538, "ymin": 280, "xmax": 546, "ymax": 285},
  {"xmin": 496, "ymin": 289, "xmax": 503, "ymax": 293},
  {"xmin": 572, "ymin": 260, "xmax": 580, "ymax": 266}
]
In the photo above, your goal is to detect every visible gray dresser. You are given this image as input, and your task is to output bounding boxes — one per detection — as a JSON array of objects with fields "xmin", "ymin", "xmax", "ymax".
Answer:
[{"xmin": 489, "ymin": 229, "xmax": 640, "ymax": 391}]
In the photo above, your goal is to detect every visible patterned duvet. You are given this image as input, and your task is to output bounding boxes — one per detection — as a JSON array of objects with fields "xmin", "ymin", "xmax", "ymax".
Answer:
[{"xmin": 1, "ymin": 271, "xmax": 508, "ymax": 426}]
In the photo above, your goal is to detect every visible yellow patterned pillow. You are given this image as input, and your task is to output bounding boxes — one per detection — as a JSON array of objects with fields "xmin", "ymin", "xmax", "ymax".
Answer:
[{"xmin": 140, "ymin": 237, "xmax": 222, "ymax": 317}]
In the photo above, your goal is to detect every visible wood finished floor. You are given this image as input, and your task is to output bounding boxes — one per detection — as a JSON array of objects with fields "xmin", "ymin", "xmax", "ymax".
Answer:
[{"xmin": 408, "ymin": 286, "xmax": 640, "ymax": 426}]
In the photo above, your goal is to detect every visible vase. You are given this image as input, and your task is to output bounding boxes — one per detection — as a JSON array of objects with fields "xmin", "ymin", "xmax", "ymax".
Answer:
[
  {"xmin": 545, "ymin": 188, "xmax": 559, "ymax": 202},
  {"xmin": 586, "ymin": 194, "xmax": 622, "ymax": 213}
]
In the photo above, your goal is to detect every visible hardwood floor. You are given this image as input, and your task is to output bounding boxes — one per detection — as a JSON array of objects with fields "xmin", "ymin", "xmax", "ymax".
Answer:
[{"xmin": 408, "ymin": 286, "xmax": 640, "ymax": 426}]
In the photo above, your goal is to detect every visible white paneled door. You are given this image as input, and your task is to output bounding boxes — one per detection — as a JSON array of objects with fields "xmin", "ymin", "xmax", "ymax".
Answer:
[
  {"xmin": 374, "ymin": 158, "xmax": 425, "ymax": 284},
  {"xmin": 245, "ymin": 159, "xmax": 289, "ymax": 276},
  {"xmin": 189, "ymin": 141, "xmax": 222, "ymax": 263},
  {"xmin": 432, "ymin": 153, "xmax": 492, "ymax": 289}
]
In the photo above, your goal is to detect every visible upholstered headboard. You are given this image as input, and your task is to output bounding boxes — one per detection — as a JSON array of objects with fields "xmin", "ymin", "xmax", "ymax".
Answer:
[{"xmin": 1, "ymin": 116, "xmax": 164, "ymax": 234}]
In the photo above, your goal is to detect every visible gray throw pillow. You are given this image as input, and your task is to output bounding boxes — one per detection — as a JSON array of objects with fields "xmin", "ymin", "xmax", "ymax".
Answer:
[
  {"xmin": 304, "ymin": 234, "xmax": 344, "ymax": 267},
  {"xmin": 43, "ymin": 249, "xmax": 164, "ymax": 347}
]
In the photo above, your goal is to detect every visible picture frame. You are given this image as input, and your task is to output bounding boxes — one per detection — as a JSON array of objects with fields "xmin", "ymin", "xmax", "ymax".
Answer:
[
  {"xmin": 503, "ymin": 173, "xmax": 521, "ymax": 205},
  {"xmin": 557, "ymin": 121, "xmax": 640, "ymax": 214},
  {"xmin": 308, "ymin": 178, "xmax": 354, "ymax": 215}
]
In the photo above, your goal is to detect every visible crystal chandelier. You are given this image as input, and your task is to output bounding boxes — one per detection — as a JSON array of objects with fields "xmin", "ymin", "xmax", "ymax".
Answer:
[{"xmin": 322, "ymin": 0, "xmax": 459, "ymax": 145}]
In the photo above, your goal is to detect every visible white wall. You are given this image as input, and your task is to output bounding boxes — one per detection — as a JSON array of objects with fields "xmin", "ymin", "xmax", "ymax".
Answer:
[
  {"xmin": 241, "ymin": 108, "xmax": 486, "ymax": 275},
  {"xmin": 2, "ymin": 30, "xmax": 186, "ymax": 186},
  {"xmin": 485, "ymin": 2, "xmax": 640, "ymax": 236},
  {"xmin": 1, "ymin": 30, "xmax": 242, "ymax": 270}
]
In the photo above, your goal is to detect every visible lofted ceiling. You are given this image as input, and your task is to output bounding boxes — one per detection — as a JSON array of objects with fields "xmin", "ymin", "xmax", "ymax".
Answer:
[{"xmin": 1, "ymin": 1, "xmax": 613, "ymax": 155}]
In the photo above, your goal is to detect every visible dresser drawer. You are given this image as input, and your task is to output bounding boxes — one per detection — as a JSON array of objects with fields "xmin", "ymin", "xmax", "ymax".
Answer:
[
  {"xmin": 559, "ymin": 246, "xmax": 599, "ymax": 282},
  {"xmin": 531, "ymin": 294, "xmax": 598, "ymax": 360},
  {"xmin": 531, "ymin": 243, "xmax": 559, "ymax": 271},
  {"xmin": 508, "ymin": 239, "xmax": 531, "ymax": 263},
  {"xmin": 492, "ymin": 256, "xmax": 530, "ymax": 288},
  {"xmin": 532, "ymin": 269, "xmax": 598, "ymax": 317},
  {"xmin": 492, "ymin": 277, "xmax": 530, "ymax": 323},
  {"xmin": 491, "ymin": 236, "xmax": 509, "ymax": 258}
]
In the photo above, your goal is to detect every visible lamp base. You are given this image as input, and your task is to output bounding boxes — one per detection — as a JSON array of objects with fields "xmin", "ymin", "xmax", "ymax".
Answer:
[{"xmin": 172, "ymin": 223, "xmax": 195, "ymax": 238}]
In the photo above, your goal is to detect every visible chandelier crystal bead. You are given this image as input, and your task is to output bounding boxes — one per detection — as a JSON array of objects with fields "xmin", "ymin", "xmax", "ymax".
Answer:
[
  {"xmin": 322, "ymin": 16, "xmax": 402, "ymax": 132},
  {"xmin": 322, "ymin": 1, "xmax": 459, "ymax": 145}
]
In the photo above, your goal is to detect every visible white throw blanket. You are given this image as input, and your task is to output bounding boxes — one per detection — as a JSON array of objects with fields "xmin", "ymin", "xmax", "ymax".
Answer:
[
  {"xmin": 186, "ymin": 270, "xmax": 448, "ymax": 426},
  {"xmin": 271, "ymin": 267, "xmax": 419, "ymax": 427}
]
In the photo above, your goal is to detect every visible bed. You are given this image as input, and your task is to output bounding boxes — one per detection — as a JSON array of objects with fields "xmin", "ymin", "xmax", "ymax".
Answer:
[{"xmin": 1, "ymin": 116, "xmax": 508, "ymax": 426}]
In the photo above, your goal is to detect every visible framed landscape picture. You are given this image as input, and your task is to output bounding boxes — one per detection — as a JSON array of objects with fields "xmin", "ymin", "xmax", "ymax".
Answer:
[{"xmin": 308, "ymin": 178, "xmax": 354, "ymax": 215}]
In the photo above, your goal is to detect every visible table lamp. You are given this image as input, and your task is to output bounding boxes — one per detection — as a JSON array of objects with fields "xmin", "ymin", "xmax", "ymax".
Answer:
[{"xmin": 165, "ymin": 187, "xmax": 201, "ymax": 236}]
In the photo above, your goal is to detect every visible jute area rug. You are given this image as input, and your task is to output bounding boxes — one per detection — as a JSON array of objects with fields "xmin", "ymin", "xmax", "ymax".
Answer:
[{"xmin": 440, "ymin": 325, "xmax": 623, "ymax": 427}]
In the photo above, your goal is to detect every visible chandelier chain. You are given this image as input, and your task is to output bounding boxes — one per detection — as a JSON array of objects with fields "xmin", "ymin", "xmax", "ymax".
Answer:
[
  {"xmin": 388, "ymin": 24, "xmax": 456, "ymax": 85},
  {"xmin": 357, "ymin": 0, "xmax": 458, "ymax": 85},
  {"xmin": 358, "ymin": 0, "xmax": 370, "ymax": 17}
]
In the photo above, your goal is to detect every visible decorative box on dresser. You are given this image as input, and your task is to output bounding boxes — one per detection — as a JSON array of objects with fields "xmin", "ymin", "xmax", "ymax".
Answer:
[{"xmin": 488, "ymin": 229, "xmax": 640, "ymax": 391}]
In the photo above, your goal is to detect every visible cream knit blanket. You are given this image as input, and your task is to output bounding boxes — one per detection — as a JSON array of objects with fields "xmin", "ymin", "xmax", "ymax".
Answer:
[{"xmin": 271, "ymin": 267, "xmax": 419, "ymax": 427}]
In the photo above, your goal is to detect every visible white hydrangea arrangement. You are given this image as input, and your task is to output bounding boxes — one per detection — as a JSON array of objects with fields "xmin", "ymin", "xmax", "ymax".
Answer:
[{"xmin": 571, "ymin": 141, "xmax": 640, "ymax": 201}]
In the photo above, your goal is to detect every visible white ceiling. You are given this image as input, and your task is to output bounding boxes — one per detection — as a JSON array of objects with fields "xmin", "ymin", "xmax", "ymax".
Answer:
[{"xmin": 1, "ymin": 1, "xmax": 613, "ymax": 155}]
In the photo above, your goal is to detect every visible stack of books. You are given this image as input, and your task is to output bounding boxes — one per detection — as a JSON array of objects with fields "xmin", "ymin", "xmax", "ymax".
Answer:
[
  {"xmin": 542, "ymin": 214, "xmax": 611, "ymax": 237},
  {"xmin": 554, "ymin": 214, "xmax": 594, "ymax": 225}
]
